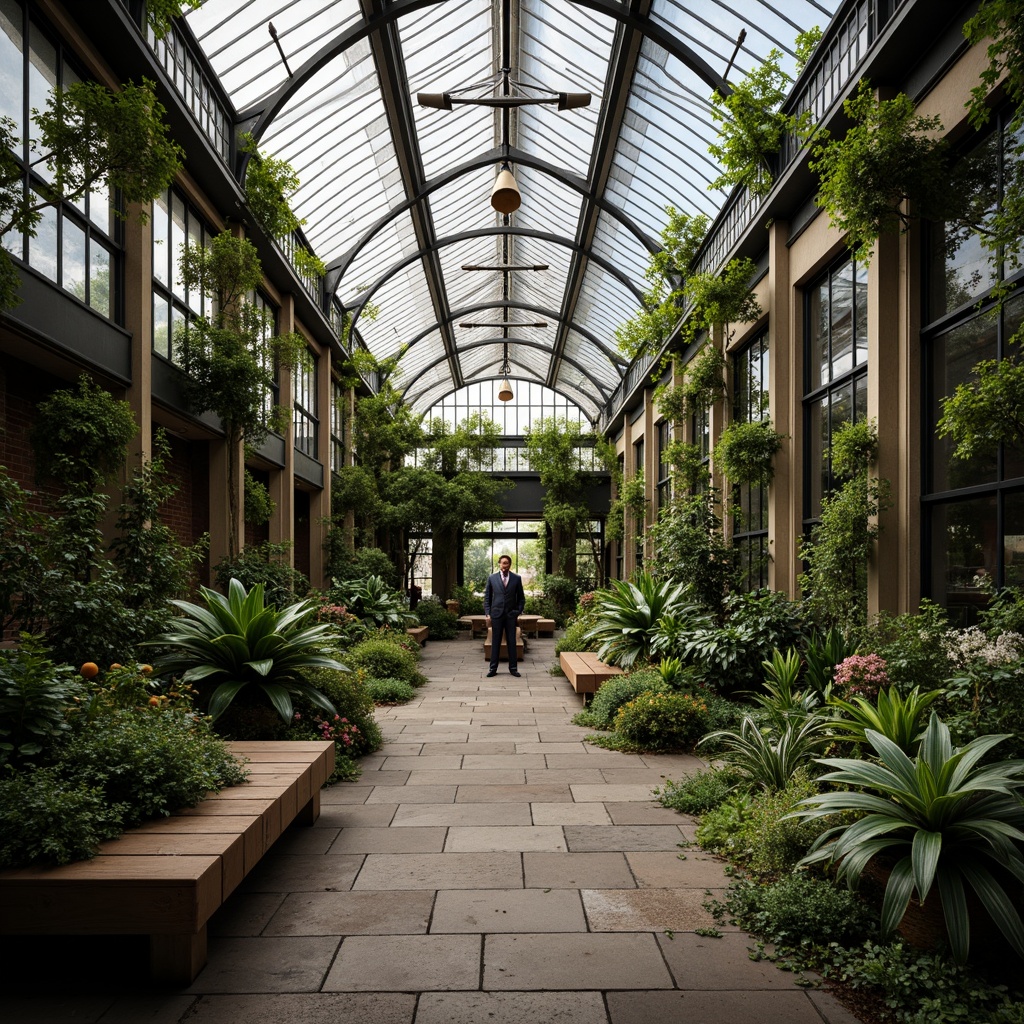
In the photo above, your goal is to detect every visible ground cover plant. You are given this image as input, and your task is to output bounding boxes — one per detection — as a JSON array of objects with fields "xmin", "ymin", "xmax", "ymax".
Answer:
[{"xmin": 0, "ymin": 655, "xmax": 247, "ymax": 867}]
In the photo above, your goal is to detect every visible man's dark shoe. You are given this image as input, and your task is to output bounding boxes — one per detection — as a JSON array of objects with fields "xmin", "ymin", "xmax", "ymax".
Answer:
[
  {"xmin": 509, "ymin": 669, "xmax": 521, "ymax": 676},
  {"xmin": 486, "ymin": 670, "xmax": 497, "ymax": 677}
]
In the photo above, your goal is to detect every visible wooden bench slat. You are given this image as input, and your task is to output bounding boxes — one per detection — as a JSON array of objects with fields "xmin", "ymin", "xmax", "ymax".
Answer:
[{"xmin": 559, "ymin": 651, "xmax": 624, "ymax": 694}]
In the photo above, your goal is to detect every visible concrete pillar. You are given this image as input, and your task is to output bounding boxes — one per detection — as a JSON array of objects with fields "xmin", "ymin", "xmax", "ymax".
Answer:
[
  {"xmin": 767, "ymin": 219, "xmax": 799, "ymax": 598},
  {"xmin": 867, "ymin": 229, "xmax": 907, "ymax": 617}
]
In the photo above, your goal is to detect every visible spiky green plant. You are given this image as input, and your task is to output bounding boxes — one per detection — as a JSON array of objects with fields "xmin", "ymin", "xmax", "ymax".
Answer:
[
  {"xmin": 585, "ymin": 573, "xmax": 691, "ymax": 670},
  {"xmin": 701, "ymin": 714, "xmax": 832, "ymax": 791},
  {"xmin": 827, "ymin": 685, "xmax": 943, "ymax": 753},
  {"xmin": 148, "ymin": 578, "xmax": 345, "ymax": 723},
  {"xmin": 791, "ymin": 713, "xmax": 1024, "ymax": 963}
]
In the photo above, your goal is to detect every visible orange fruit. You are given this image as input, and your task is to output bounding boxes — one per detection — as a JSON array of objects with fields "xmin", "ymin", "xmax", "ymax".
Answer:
[
  {"xmin": 148, "ymin": 696, "xmax": 160, "ymax": 706},
  {"xmin": 80, "ymin": 662, "xmax": 100, "ymax": 679},
  {"xmin": 139, "ymin": 664, "xmax": 153, "ymax": 674},
  {"xmin": 110, "ymin": 663, "xmax": 122, "ymax": 669}
]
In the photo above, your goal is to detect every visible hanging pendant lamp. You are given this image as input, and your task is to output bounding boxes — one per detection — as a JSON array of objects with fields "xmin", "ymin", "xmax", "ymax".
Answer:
[
  {"xmin": 498, "ymin": 342, "xmax": 514, "ymax": 401},
  {"xmin": 491, "ymin": 161, "xmax": 521, "ymax": 214}
]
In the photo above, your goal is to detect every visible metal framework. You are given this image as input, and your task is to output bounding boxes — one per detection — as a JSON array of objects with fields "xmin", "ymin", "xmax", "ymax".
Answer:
[{"xmin": 184, "ymin": 0, "xmax": 841, "ymax": 422}]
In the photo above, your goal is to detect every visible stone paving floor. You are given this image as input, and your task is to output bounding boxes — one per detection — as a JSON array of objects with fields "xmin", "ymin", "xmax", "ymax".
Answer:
[{"xmin": 1, "ymin": 635, "xmax": 865, "ymax": 1024}]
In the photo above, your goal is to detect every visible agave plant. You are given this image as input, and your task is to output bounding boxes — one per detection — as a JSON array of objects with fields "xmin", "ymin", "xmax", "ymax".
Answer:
[
  {"xmin": 701, "ymin": 713, "xmax": 832, "ymax": 791},
  {"xmin": 148, "ymin": 578, "xmax": 345, "ymax": 723},
  {"xmin": 585, "ymin": 573, "xmax": 691, "ymax": 669},
  {"xmin": 827, "ymin": 685, "xmax": 943, "ymax": 753},
  {"xmin": 331, "ymin": 574, "xmax": 417, "ymax": 629},
  {"xmin": 791, "ymin": 713, "xmax": 1024, "ymax": 963},
  {"xmin": 750, "ymin": 647, "xmax": 824, "ymax": 730},
  {"xmin": 804, "ymin": 626, "xmax": 857, "ymax": 697}
]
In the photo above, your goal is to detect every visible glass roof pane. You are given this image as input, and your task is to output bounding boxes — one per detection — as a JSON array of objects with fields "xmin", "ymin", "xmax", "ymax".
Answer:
[
  {"xmin": 576, "ymin": 263, "xmax": 640, "ymax": 341},
  {"xmin": 564, "ymin": 330, "xmax": 621, "ymax": 391},
  {"xmin": 339, "ymin": 208, "xmax": 419, "ymax": 307},
  {"xmin": 512, "ymin": 166, "xmax": 581, "ymax": 238},
  {"xmin": 430, "ymin": 170, "xmax": 497, "ymax": 238},
  {"xmin": 185, "ymin": 1, "xmax": 364, "ymax": 112},
  {"xmin": 358, "ymin": 260, "xmax": 439, "ymax": 357},
  {"xmin": 589, "ymin": 211, "xmax": 651, "ymax": 296},
  {"xmin": 439, "ymin": 238, "xmax": 505, "ymax": 310}
]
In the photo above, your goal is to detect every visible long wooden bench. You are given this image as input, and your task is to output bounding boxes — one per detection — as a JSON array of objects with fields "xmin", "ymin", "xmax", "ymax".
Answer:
[
  {"xmin": 536, "ymin": 618, "xmax": 556, "ymax": 637},
  {"xmin": 559, "ymin": 651, "xmax": 624, "ymax": 694},
  {"xmin": 406, "ymin": 624, "xmax": 429, "ymax": 645},
  {"xmin": 0, "ymin": 739, "xmax": 334, "ymax": 986}
]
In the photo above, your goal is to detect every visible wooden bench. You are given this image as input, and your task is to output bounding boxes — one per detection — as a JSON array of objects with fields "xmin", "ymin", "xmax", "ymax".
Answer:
[
  {"xmin": 559, "ymin": 651, "xmax": 624, "ymax": 694},
  {"xmin": 536, "ymin": 618, "xmax": 556, "ymax": 637},
  {"xmin": 458, "ymin": 614, "xmax": 489, "ymax": 638},
  {"xmin": 484, "ymin": 626, "xmax": 525, "ymax": 661},
  {"xmin": 406, "ymin": 624, "xmax": 429, "ymax": 645},
  {"xmin": 0, "ymin": 740, "xmax": 334, "ymax": 986}
]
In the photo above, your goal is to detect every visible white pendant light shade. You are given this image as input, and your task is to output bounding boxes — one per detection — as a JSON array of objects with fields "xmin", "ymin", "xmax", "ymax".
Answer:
[{"xmin": 491, "ymin": 163, "xmax": 521, "ymax": 214}]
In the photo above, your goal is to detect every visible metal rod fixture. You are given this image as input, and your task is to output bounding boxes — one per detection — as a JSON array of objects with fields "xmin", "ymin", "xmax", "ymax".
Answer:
[{"xmin": 268, "ymin": 22, "xmax": 294, "ymax": 79}]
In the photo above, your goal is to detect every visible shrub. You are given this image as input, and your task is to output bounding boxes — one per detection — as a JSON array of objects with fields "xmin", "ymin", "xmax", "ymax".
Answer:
[
  {"xmin": 656, "ymin": 767, "xmax": 740, "ymax": 814},
  {"xmin": 414, "ymin": 598, "xmax": 459, "ymax": 640},
  {"xmin": 345, "ymin": 636, "xmax": 420, "ymax": 684},
  {"xmin": 832, "ymin": 653, "xmax": 891, "ymax": 702},
  {"xmin": 295, "ymin": 667, "xmax": 381, "ymax": 757},
  {"xmin": 364, "ymin": 677, "xmax": 417, "ymax": 703},
  {"xmin": 712, "ymin": 872, "xmax": 876, "ymax": 949},
  {"xmin": 613, "ymin": 691, "xmax": 709, "ymax": 751},
  {"xmin": 58, "ymin": 706, "xmax": 249, "ymax": 828},
  {"xmin": 0, "ymin": 640, "xmax": 84, "ymax": 765},
  {"xmin": 555, "ymin": 617, "xmax": 599, "ymax": 655},
  {"xmin": 214, "ymin": 541, "xmax": 310, "ymax": 608},
  {"xmin": 0, "ymin": 766, "xmax": 122, "ymax": 867},
  {"xmin": 331, "ymin": 547, "xmax": 400, "ymax": 590},
  {"xmin": 854, "ymin": 601, "xmax": 950, "ymax": 691},
  {"xmin": 451, "ymin": 583, "xmax": 483, "ymax": 616},
  {"xmin": 697, "ymin": 773, "xmax": 831, "ymax": 876},
  {"xmin": 331, "ymin": 575, "xmax": 417, "ymax": 629},
  {"xmin": 578, "ymin": 671, "xmax": 670, "ymax": 730}
]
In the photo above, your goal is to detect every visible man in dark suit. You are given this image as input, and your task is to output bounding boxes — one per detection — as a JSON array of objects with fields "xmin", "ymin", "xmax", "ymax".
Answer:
[{"xmin": 483, "ymin": 554, "xmax": 525, "ymax": 677}]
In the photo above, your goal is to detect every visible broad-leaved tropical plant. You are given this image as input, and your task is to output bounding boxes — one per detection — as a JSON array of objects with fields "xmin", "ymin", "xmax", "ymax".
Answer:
[
  {"xmin": 148, "ymin": 578, "xmax": 344, "ymax": 723},
  {"xmin": 331, "ymin": 574, "xmax": 417, "ymax": 629},
  {"xmin": 791, "ymin": 713, "xmax": 1024, "ymax": 963},
  {"xmin": 585, "ymin": 573, "xmax": 691, "ymax": 669}
]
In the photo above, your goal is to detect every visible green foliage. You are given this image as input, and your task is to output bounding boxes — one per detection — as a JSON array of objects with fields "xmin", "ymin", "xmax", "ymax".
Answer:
[
  {"xmin": 344, "ymin": 636, "xmax": 420, "ymax": 684},
  {"xmin": 810, "ymin": 80, "xmax": 980, "ymax": 265},
  {"xmin": 0, "ymin": 766, "xmax": 120, "ymax": 868},
  {"xmin": 854, "ymin": 602, "xmax": 951, "ymax": 691},
  {"xmin": 576, "ymin": 671, "xmax": 670, "ymax": 730},
  {"xmin": 31, "ymin": 375, "xmax": 137, "ymax": 490},
  {"xmin": 828, "ymin": 686, "xmax": 943, "ymax": 754},
  {"xmin": 698, "ymin": 773, "xmax": 833, "ymax": 876},
  {"xmin": 702, "ymin": 714, "xmax": 832, "ymax": 792},
  {"xmin": 800, "ymin": 421, "xmax": 889, "ymax": 631},
  {"xmin": 937, "ymin": 354, "xmax": 1024, "ymax": 461},
  {"xmin": 964, "ymin": 0, "xmax": 1024, "ymax": 276},
  {"xmin": 148, "ymin": 579, "xmax": 344, "ymax": 723},
  {"xmin": 0, "ymin": 639, "xmax": 83, "ymax": 765},
  {"xmin": 794, "ymin": 713, "xmax": 1024, "ymax": 963},
  {"xmin": 712, "ymin": 873, "xmax": 876, "ymax": 949},
  {"xmin": 679, "ymin": 345, "xmax": 726, "ymax": 414},
  {"xmin": 294, "ymin": 667, "xmax": 381, "ymax": 757},
  {"xmin": 615, "ymin": 209, "xmax": 708, "ymax": 360},
  {"xmin": 241, "ymin": 133, "xmax": 325, "ymax": 279},
  {"xmin": 451, "ymin": 583, "xmax": 483, "ymax": 616},
  {"xmin": 713, "ymin": 419, "xmax": 784, "ymax": 485},
  {"xmin": 59, "ymin": 705, "xmax": 248, "ymax": 827},
  {"xmin": 554, "ymin": 617, "xmax": 599, "ymax": 656},
  {"xmin": 0, "ymin": 469, "xmax": 44, "ymax": 635},
  {"xmin": 214, "ymin": 542, "xmax": 310, "ymax": 609},
  {"xmin": 329, "ymin": 544, "xmax": 400, "ymax": 591},
  {"xmin": 331, "ymin": 575, "xmax": 417, "ymax": 629},
  {"xmin": 708, "ymin": 48, "xmax": 814, "ymax": 197},
  {"xmin": 794, "ymin": 27, "xmax": 823, "ymax": 74},
  {"xmin": 112, "ymin": 431, "xmax": 205, "ymax": 618},
  {"xmin": 826, "ymin": 941, "xmax": 1024, "ymax": 1023},
  {"xmin": 803, "ymin": 626, "xmax": 858, "ymax": 696},
  {"xmin": 612, "ymin": 690, "xmax": 709, "ymax": 751},
  {"xmin": 586, "ymin": 574, "xmax": 692, "ymax": 669},
  {"xmin": 684, "ymin": 259, "xmax": 763, "ymax": 343},
  {"xmin": 655, "ymin": 766, "xmax": 740, "ymax": 814},
  {"xmin": 364, "ymin": 677, "xmax": 417, "ymax": 704},
  {"xmin": 243, "ymin": 470, "xmax": 275, "ymax": 525},
  {"xmin": 648, "ymin": 488, "xmax": 736, "ymax": 611},
  {"xmin": 144, "ymin": 0, "xmax": 202, "ymax": 38},
  {"xmin": 414, "ymin": 598, "xmax": 458, "ymax": 639}
]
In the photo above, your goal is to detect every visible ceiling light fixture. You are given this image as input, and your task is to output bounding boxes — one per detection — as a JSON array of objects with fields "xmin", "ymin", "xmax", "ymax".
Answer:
[
  {"xmin": 461, "ymin": 263, "xmax": 549, "ymax": 272},
  {"xmin": 490, "ymin": 161, "xmax": 520, "ymax": 214},
  {"xmin": 459, "ymin": 321, "xmax": 547, "ymax": 329},
  {"xmin": 498, "ymin": 342, "xmax": 514, "ymax": 402}
]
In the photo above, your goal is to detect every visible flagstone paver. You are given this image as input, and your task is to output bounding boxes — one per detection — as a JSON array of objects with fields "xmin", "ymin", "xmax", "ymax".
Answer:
[{"xmin": 0, "ymin": 635, "xmax": 866, "ymax": 1024}]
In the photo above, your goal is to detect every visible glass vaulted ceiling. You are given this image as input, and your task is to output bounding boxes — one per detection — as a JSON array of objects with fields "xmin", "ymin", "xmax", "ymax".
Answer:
[{"xmin": 184, "ymin": 0, "xmax": 841, "ymax": 424}]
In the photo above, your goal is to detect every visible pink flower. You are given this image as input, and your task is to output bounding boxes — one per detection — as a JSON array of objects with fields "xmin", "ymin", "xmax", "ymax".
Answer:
[{"xmin": 833, "ymin": 654, "xmax": 889, "ymax": 701}]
